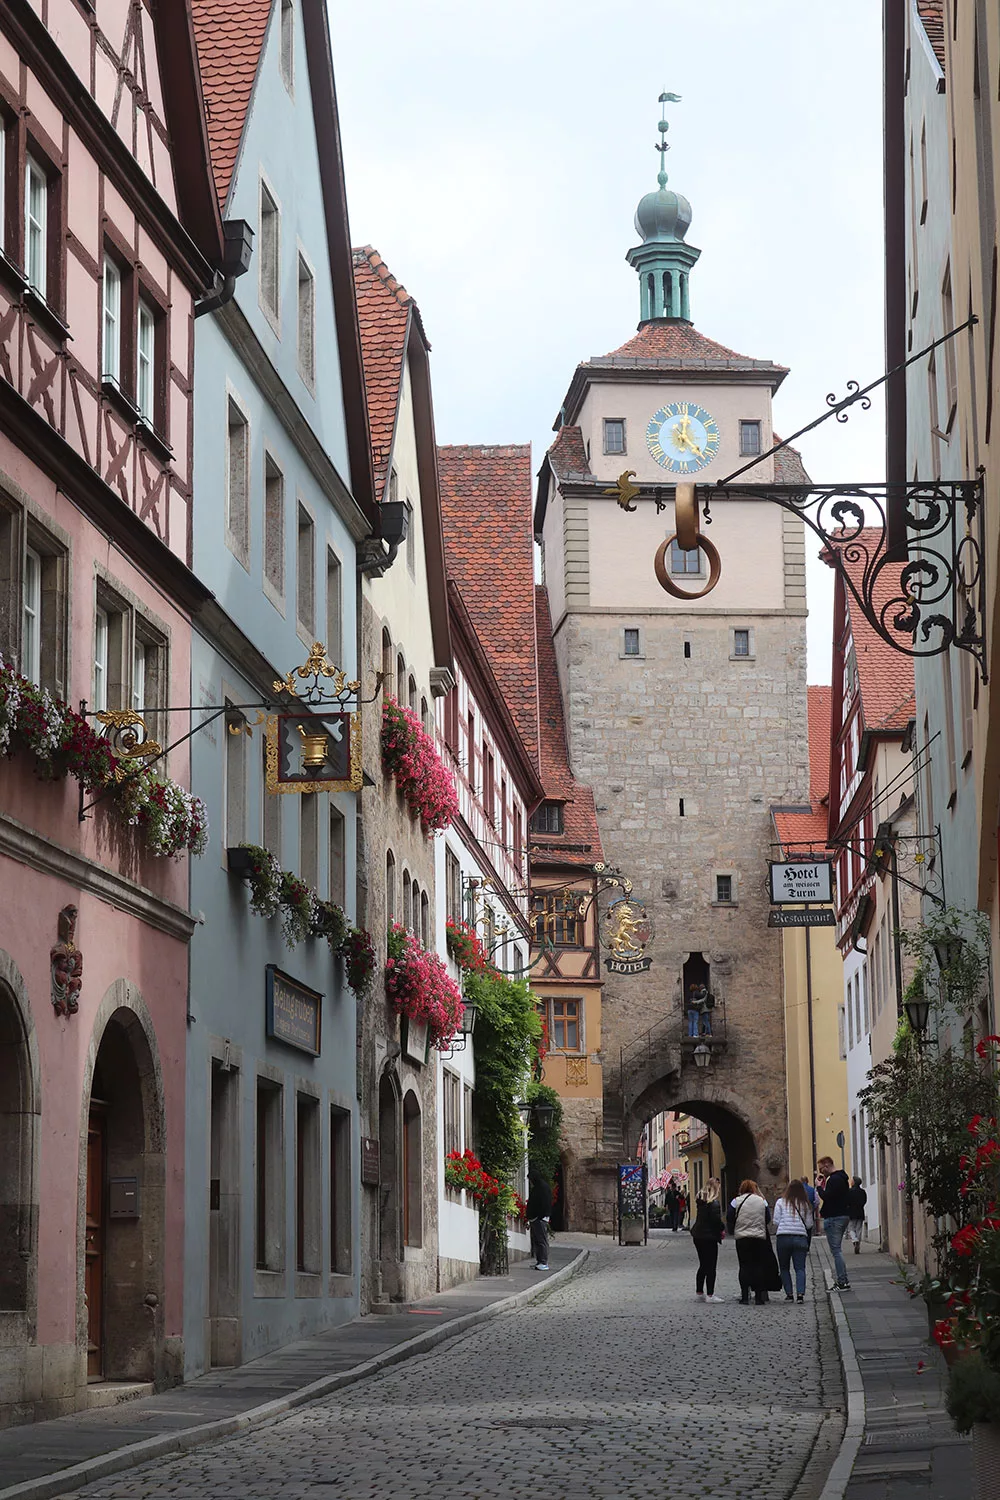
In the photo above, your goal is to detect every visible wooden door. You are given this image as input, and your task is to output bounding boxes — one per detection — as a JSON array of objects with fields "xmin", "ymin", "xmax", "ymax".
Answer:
[{"xmin": 85, "ymin": 1110, "xmax": 105, "ymax": 1379}]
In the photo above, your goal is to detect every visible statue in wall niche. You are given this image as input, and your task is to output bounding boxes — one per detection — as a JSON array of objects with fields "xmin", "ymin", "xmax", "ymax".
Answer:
[{"xmin": 51, "ymin": 904, "xmax": 83, "ymax": 1016}]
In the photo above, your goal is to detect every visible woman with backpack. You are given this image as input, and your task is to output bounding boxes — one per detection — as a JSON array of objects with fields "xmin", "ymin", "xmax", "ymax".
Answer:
[
  {"xmin": 772, "ymin": 1179, "xmax": 814, "ymax": 1302},
  {"xmin": 692, "ymin": 1178, "xmax": 725, "ymax": 1302}
]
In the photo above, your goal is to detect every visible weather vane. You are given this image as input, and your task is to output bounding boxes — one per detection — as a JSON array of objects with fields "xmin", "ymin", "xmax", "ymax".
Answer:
[{"xmin": 656, "ymin": 90, "xmax": 682, "ymax": 187}]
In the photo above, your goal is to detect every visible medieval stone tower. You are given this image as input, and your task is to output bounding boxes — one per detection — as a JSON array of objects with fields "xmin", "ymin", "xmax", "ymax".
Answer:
[{"xmin": 535, "ymin": 96, "xmax": 810, "ymax": 1198}]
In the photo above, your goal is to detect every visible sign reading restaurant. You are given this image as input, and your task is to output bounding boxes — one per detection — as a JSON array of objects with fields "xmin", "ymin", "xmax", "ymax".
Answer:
[
  {"xmin": 265, "ymin": 966, "xmax": 322, "ymax": 1056},
  {"xmin": 768, "ymin": 860, "xmax": 833, "ymax": 906}
]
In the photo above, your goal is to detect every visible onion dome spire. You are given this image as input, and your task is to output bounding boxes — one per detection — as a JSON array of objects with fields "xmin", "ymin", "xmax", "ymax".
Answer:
[{"xmin": 627, "ymin": 91, "xmax": 701, "ymax": 325}]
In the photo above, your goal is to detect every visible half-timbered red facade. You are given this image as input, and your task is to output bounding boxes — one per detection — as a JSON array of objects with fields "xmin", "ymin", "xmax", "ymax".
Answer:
[{"xmin": 0, "ymin": 0, "xmax": 223, "ymax": 1424}]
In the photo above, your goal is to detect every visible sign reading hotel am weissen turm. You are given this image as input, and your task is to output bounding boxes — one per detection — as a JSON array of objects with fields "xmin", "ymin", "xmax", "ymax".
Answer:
[{"xmin": 768, "ymin": 861, "xmax": 833, "ymax": 905}]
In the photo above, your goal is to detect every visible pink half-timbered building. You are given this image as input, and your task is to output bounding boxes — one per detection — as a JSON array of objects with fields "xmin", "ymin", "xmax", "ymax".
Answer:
[{"xmin": 0, "ymin": 0, "xmax": 223, "ymax": 1422}]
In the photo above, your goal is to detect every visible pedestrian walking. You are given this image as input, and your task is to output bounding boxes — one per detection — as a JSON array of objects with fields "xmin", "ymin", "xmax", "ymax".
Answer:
[
  {"xmin": 526, "ymin": 1166, "xmax": 552, "ymax": 1270},
  {"xmin": 727, "ymin": 1178, "xmax": 772, "ymax": 1304},
  {"xmin": 816, "ymin": 1154, "xmax": 852, "ymax": 1289},
  {"xmin": 692, "ymin": 1178, "xmax": 725, "ymax": 1302},
  {"xmin": 677, "ymin": 1187, "xmax": 688, "ymax": 1229},
  {"xmin": 802, "ymin": 1175, "xmax": 818, "ymax": 1218},
  {"xmin": 665, "ymin": 1181, "xmax": 680, "ymax": 1232},
  {"xmin": 847, "ymin": 1176, "xmax": 868, "ymax": 1255},
  {"xmin": 772, "ymin": 1180, "xmax": 814, "ymax": 1302}
]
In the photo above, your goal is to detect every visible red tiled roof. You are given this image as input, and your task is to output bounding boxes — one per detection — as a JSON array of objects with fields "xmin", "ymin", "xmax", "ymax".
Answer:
[
  {"xmin": 547, "ymin": 424, "xmax": 592, "ymax": 480},
  {"xmin": 808, "ymin": 685, "xmax": 832, "ymax": 804},
  {"xmin": 532, "ymin": 586, "xmax": 603, "ymax": 866},
  {"xmin": 604, "ymin": 321, "xmax": 788, "ymax": 375},
  {"xmin": 352, "ymin": 246, "xmax": 416, "ymax": 504},
  {"xmin": 773, "ymin": 440, "xmax": 810, "ymax": 485},
  {"xmin": 191, "ymin": 0, "xmax": 272, "ymax": 210},
  {"xmin": 916, "ymin": 1, "xmax": 946, "ymax": 70},
  {"xmin": 437, "ymin": 445, "xmax": 539, "ymax": 764},
  {"xmin": 839, "ymin": 531, "xmax": 916, "ymax": 734},
  {"xmin": 772, "ymin": 685, "xmax": 832, "ymax": 854}
]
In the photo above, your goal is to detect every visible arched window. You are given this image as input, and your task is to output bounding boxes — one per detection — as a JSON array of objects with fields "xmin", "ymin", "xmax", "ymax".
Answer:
[
  {"xmin": 396, "ymin": 653, "xmax": 406, "ymax": 706},
  {"xmin": 421, "ymin": 696, "xmax": 429, "ymax": 732},
  {"xmin": 663, "ymin": 271, "xmax": 673, "ymax": 317},
  {"xmin": 386, "ymin": 850, "xmax": 396, "ymax": 927},
  {"xmin": 402, "ymin": 1091, "xmax": 422, "ymax": 1247},
  {"xmin": 381, "ymin": 628, "xmax": 393, "ymax": 691},
  {"xmin": 646, "ymin": 272, "xmax": 656, "ymax": 317},
  {"xmin": 408, "ymin": 675, "xmax": 417, "ymax": 711},
  {"xmin": 0, "ymin": 983, "xmax": 34, "ymax": 1320},
  {"xmin": 402, "ymin": 870, "xmax": 411, "ymax": 933},
  {"xmin": 420, "ymin": 891, "xmax": 429, "ymax": 948},
  {"xmin": 410, "ymin": 880, "xmax": 419, "ymax": 933}
]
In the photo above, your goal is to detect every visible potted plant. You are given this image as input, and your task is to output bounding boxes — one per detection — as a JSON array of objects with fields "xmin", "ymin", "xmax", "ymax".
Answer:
[{"xmin": 947, "ymin": 1356, "xmax": 1000, "ymax": 1496}]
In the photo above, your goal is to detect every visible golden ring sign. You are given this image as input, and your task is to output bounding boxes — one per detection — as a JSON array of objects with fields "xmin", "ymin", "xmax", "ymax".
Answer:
[{"xmin": 654, "ymin": 534, "xmax": 722, "ymax": 599}]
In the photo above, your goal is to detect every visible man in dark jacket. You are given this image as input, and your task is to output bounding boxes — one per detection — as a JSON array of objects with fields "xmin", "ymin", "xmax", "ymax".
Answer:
[
  {"xmin": 527, "ymin": 1168, "xmax": 553, "ymax": 1270},
  {"xmin": 847, "ymin": 1177, "xmax": 868, "ymax": 1255},
  {"xmin": 817, "ymin": 1155, "xmax": 852, "ymax": 1289}
]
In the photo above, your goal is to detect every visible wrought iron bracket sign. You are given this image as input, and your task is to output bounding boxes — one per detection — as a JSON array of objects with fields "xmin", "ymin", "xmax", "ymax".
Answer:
[{"xmin": 606, "ymin": 317, "xmax": 987, "ymax": 680}]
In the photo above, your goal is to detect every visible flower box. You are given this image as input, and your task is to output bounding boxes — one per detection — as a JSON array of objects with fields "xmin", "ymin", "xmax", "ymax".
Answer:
[
  {"xmin": 226, "ymin": 846, "xmax": 256, "ymax": 879},
  {"xmin": 381, "ymin": 699, "xmax": 458, "ymax": 834}
]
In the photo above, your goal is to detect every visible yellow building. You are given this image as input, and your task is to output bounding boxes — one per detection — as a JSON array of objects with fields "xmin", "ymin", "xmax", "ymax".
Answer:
[{"xmin": 771, "ymin": 686, "xmax": 848, "ymax": 1186}]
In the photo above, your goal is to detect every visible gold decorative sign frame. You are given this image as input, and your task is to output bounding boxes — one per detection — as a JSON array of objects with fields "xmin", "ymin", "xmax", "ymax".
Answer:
[{"xmin": 265, "ymin": 711, "xmax": 362, "ymax": 795}]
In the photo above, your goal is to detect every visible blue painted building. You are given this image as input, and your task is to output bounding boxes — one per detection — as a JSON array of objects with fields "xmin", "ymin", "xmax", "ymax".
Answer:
[{"xmin": 183, "ymin": 0, "xmax": 377, "ymax": 1375}]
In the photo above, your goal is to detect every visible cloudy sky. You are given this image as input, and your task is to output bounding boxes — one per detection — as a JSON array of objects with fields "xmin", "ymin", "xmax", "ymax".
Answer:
[{"xmin": 329, "ymin": 0, "xmax": 885, "ymax": 684}]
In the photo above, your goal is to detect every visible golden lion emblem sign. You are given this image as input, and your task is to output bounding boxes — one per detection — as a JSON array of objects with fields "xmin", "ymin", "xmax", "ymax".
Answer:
[{"xmin": 599, "ymin": 898, "xmax": 654, "ymax": 975}]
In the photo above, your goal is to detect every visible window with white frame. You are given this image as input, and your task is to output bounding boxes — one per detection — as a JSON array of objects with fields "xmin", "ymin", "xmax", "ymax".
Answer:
[
  {"xmin": 259, "ymin": 180, "xmax": 280, "ymax": 324},
  {"xmin": 297, "ymin": 253, "xmax": 315, "ymax": 384},
  {"xmin": 137, "ymin": 299, "xmax": 155, "ymax": 422},
  {"xmin": 102, "ymin": 257, "xmax": 121, "ymax": 382},
  {"xmin": 445, "ymin": 847, "xmax": 462, "ymax": 925},
  {"xmin": 22, "ymin": 546, "xmax": 41, "ymax": 686},
  {"xmin": 93, "ymin": 605, "xmax": 109, "ymax": 710},
  {"xmin": 669, "ymin": 539, "xmax": 702, "ymax": 575},
  {"xmin": 25, "ymin": 158, "xmax": 47, "ymax": 297}
]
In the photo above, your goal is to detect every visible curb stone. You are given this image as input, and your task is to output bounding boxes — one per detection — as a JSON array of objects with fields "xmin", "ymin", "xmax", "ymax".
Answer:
[
  {"xmin": 814, "ymin": 1242, "xmax": 866, "ymax": 1500},
  {"xmin": 0, "ymin": 1250, "xmax": 589, "ymax": 1500}
]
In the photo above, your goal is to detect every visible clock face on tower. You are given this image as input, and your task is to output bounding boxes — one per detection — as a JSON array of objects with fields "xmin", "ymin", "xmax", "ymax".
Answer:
[{"xmin": 646, "ymin": 401, "xmax": 721, "ymax": 473}]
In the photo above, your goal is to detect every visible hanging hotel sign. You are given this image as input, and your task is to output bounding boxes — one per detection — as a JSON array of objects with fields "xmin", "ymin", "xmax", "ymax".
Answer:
[
  {"xmin": 265, "ymin": 965, "xmax": 322, "ymax": 1056},
  {"xmin": 769, "ymin": 860, "xmax": 833, "ymax": 905},
  {"xmin": 265, "ymin": 642, "xmax": 362, "ymax": 793},
  {"xmin": 600, "ymin": 897, "xmax": 654, "ymax": 975}
]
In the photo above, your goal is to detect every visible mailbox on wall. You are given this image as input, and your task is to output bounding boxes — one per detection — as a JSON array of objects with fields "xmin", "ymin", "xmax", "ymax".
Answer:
[{"xmin": 108, "ymin": 1177, "xmax": 140, "ymax": 1218}]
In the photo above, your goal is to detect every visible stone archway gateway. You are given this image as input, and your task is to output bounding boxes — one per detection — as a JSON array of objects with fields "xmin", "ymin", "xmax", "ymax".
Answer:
[
  {"xmin": 631, "ymin": 1085, "xmax": 761, "ymax": 1204},
  {"xmin": 80, "ymin": 989, "xmax": 166, "ymax": 1388}
]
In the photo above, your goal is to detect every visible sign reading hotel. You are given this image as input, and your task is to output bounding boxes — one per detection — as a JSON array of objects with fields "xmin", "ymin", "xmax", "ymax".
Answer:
[
  {"xmin": 768, "ymin": 860, "xmax": 833, "ymax": 906},
  {"xmin": 265, "ymin": 966, "xmax": 322, "ymax": 1056},
  {"xmin": 600, "ymin": 898, "xmax": 654, "ymax": 975}
]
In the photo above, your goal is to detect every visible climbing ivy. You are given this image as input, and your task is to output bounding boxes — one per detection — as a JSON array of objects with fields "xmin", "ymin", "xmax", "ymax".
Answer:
[{"xmin": 525, "ymin": 1082, "xmax": 563, "ymax": 1187}]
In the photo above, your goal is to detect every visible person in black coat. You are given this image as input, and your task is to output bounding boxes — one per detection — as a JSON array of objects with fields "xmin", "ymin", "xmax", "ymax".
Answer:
[
  {"xmin": 847, "ymin": 1176, "xmax": 868, "ymax": 1255},
  {"xmin": 526, "ymin": 1168, "xmax": 553, "ymax": 1270},
  {"xmin": 691, "ymin": 1179, "xmax": 725, "ymax": 1301}
]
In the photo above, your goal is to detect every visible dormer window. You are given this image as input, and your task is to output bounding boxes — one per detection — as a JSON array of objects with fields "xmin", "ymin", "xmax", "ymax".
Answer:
[
  {"xmin": 604, "ymin": 418, "xmax": 626, "ymax": 455},
  {"xmin": 530, "ymin": 801, "xmax": 564, "ymax": 835}
]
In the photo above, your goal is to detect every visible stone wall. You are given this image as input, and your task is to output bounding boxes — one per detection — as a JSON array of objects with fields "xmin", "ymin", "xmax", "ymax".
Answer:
[{"xmin": 558, "ymin": 606, "xmax": 809, "ymax": 1198}]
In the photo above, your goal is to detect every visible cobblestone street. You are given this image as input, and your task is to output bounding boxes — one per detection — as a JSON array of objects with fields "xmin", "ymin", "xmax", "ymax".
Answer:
[{"xmin": 62, "ymin": 1237, "xmax": 843, "ymax": 1500}]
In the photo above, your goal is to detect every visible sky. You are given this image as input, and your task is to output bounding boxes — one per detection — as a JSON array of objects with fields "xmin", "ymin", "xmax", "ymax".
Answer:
[{"xmin": 329, "ymin": 0, "xmax": 886, "ymax": 684}]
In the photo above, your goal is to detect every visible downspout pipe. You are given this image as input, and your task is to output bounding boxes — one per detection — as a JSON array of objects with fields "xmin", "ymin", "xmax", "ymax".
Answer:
[{"xmin": 195, "ymin": 219, "xmax": 255, "ymax": 319}]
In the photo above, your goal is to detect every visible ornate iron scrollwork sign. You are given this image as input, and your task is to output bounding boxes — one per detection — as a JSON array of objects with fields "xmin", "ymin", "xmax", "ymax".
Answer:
[{"xmin": 95, "ymin": 709, "xmax": 163, "ymax": 780}]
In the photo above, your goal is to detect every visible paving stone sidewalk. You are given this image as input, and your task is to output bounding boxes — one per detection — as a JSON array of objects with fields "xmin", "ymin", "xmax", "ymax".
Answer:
[
  {"xmin": 0, "ymin": 1243, "xmax": 582, "ymax": 1497},
  {"xmin": 822, "ymin": 1241, "xmax": 972, "ymax": 1498},
  {"xmin": 51, "ymin": 1232, "xmax": 842, "ymax": 1500}
]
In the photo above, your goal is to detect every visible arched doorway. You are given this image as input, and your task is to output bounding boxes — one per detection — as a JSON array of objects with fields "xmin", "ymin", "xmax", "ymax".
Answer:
[
  {"xmin": 378, "ymin": 1070, "xmax": 401, "ymax": 1265},
  {"xmin": 402, "ymin": 1091, "xmax": 422, "ymax": 1248},
  {"xmin": 83, "ymin": 1005, "xmax": 164, "ymax": 1385},
  {"xmin": 0, "ymin": 979, "xmax": 38, "ymax": 1337},
  {"xmin": 631, "ymin": 1080, "xmax": 761, "ymax": 1209}
]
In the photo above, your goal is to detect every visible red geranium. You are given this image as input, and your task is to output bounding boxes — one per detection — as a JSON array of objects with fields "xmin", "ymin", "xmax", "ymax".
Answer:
[{"xmin": 381, "ymin": 699, "xmax": 458, "ymax": 834}]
